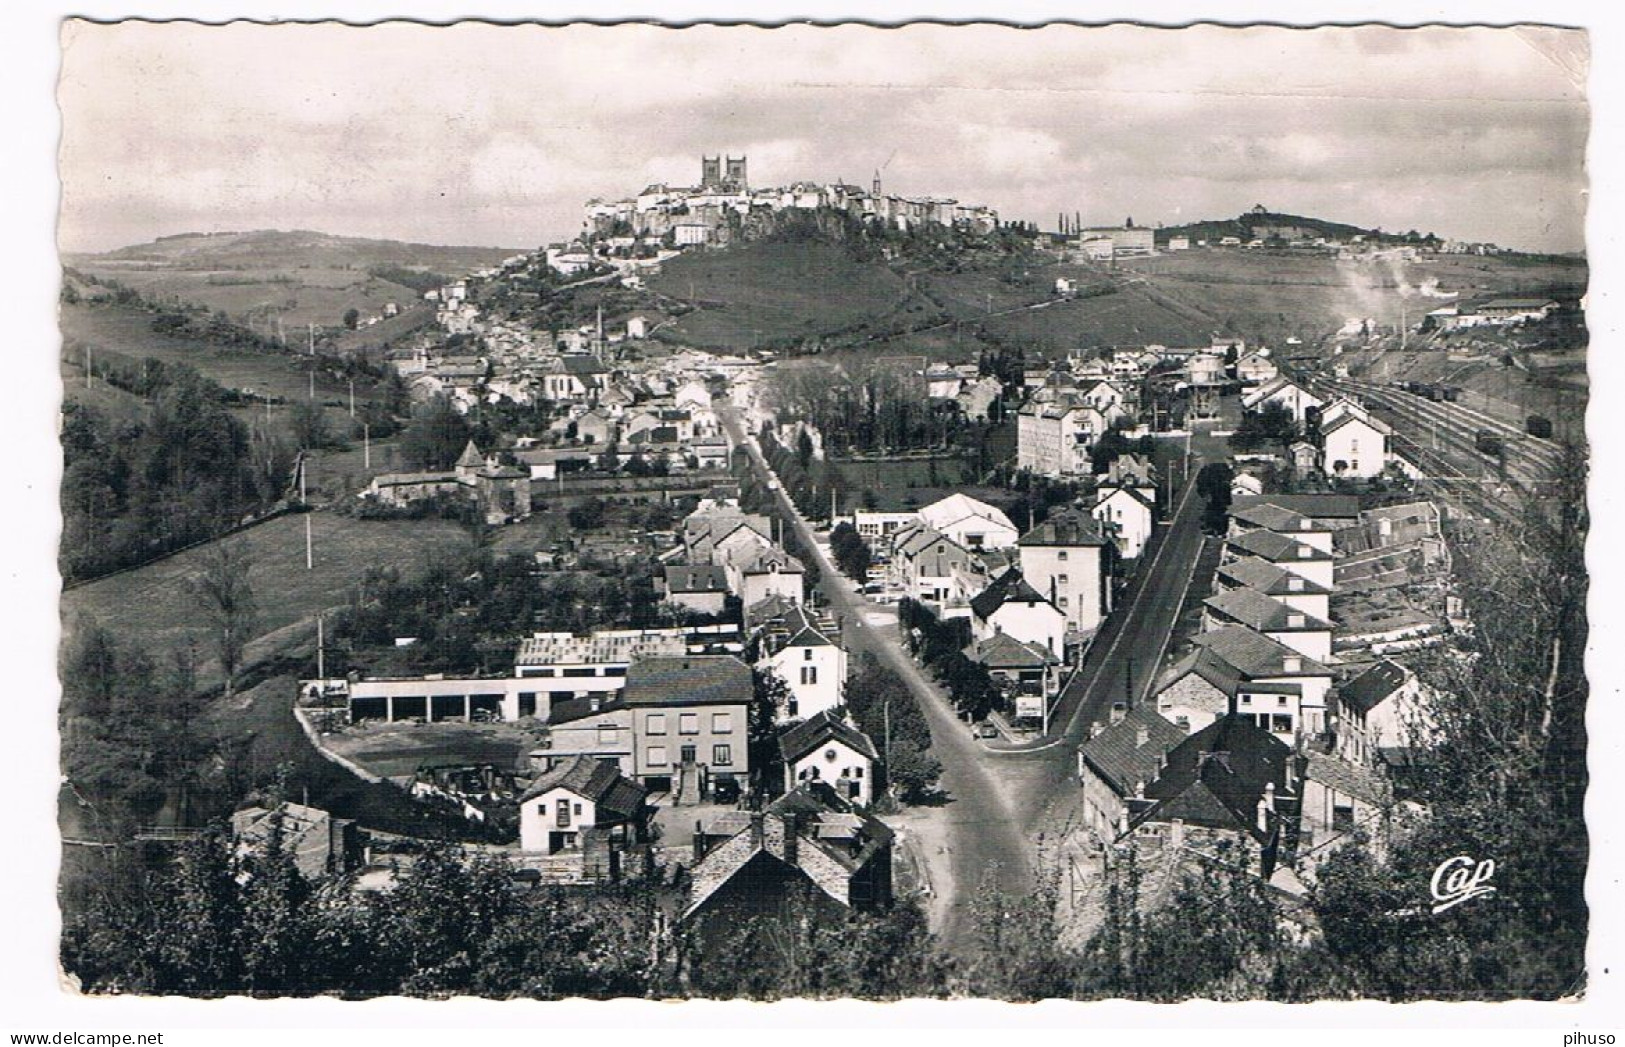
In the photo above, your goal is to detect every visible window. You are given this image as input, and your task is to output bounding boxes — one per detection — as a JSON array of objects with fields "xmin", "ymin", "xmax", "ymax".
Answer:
[
  {"xmin": 1278, "ymin": 695, "xmax": 1288, "ymax": 706},
  {"xmin": 555, "ymin": 798, "xmax": 571, "ymax": 828},
  {"xmin": 801, "ymin": 665, "xmax": 818, "ymax": 686},
  {"xmin": 563, "ymin": 667, "xmax": 596, "ymax": 678},
  {"xmin": 1058, "ymin": 596, "xmax": 1070, "ymax": 608},
  {"xmin": 853, "ymin": 766, "xmax": 863, "ymax": 778},
  {"xmin": 713, "ymin": 744, "xmax": 732, "ymax": 766},
  {"xmin": 803, "ymin": 648, "xmax": 814, "ymax": 661},
  {"xmin": 646, "ymin": 713, "xmax": 667, "ymax": 735},
  {"xmin": 646, "ymin": 745, "xmax": 668, "ymax": 766},
  {"xmin": 518, "ymin": 692, "xmax": 537, "ymax": 717},
  {"xmin": 1332, "ymin": 805, "xmax": 1355, "ymax": 832},
  {"xmin": 1057, "ymin": 550, "xmax": 1069, "ymax": 561},
  {"xmin": 1240, "ymin": 694, "xmax": 1252, "ymax": 705},
  {"xmin": 1058, "ymin": 573, "xmax": 1069, "ymax": 585},
  {"xmin": 788, "ymin": 698, "xmax": 799, "ymax": 717},
  {"xmin": 711, "ymin": 712, "xmax": 733, "ymax": 734},
  {"xmin": 679, "ymin": 713, "xmax": 700, "ymax": 735},
  {"xmin": 1272, "ymin": 714, "xmax": 1293, "ymax": 733}
]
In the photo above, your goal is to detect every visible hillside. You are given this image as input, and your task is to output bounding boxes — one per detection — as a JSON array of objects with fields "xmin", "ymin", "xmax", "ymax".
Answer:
[
  {"xmin": 64, "ymin": 229, "xmax": 525, "ymax": 335},
  {"xmin": 67, "ymin": 229, "xmax": 523, "ymax": 274},
  {"xmin": 1154, "ymin": 208, "xmax": 1405, "ymax": 246},
  {"xmin": 636, "ymin": 223, "xmax": 1585, "ymax": 363}
]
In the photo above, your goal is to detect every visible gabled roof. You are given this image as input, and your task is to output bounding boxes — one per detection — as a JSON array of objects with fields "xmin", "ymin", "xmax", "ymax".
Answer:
[
  {"xmin": 1227, "ymin": 528, "xmax": 1332, "ymax": 563},
  {"xmin": 519, "ymin": 755, "xmax": 646, "ymax": 820},
  {"xmin": 1242, "ymin": 376, "xmax": 1322, "ymax": 408},
  {"xmin": 1302, "ymin": 751, "xmax": 1393, "ymax": 806},
  {"xmin": 1095, "ymin": 485, "xmax": 1156, "ymax": 513},
  {"xmin": 1231, "ymin": 493, "xmax": 1361, "ymax": 523},
  {"xmin": 965, "ymin": 631, "xmax": 1059, "ymax": 669},
  {"xmin": 560, "ymin": 355, "xmax": 608, "ymax": 376},
  {"xmin": 918, "ymin": 493, "xmax": 1016, "ymax": 535},
  {"xmin": 742, "ymin": 545, "xmax": 805, "ymax": 575},
  {"xmin": 664, "ymin": 563, "xmax": 729, "ymax": 593},
  {"xmin": 774, "ymin": 604, "xmax": 837, "ymax": 649},
  {"xmin": 1204, "ymin": 588, "xmax": 1334, "ymax": 633},
  {"xmin": 1229, "ymin": 503, "xmax": 1337, "ymax": 534},
  {"xmin": 1217, "ymin": 556, "xmax": 1334, "ymax": 597},
  {"xmin": 1194, "ymin": 626, "xmax": 1334, "ymax": 679},
  {"xmin": 1079, "ymin": 706, "xmax": 1187, "ymax": 796},
  {"xmin": 779, "ymin": 710, "xmax": 880, "ymax": 763},
  {"xmin": 455, "ymin": 440, "xmax": 485, "ymax": 469},
  {"xmin": 969, "ymin": 568, "xmax": 1056, "ymax": 621},
  {"xmin": 894, "ymin": 525, "xmax": 966, "ymax": 561},
  {"xmin": 1155, "ymin": 645, "xmax": 1242, "ymax": 698},
  {"xmin": 622, "ymin": 655, "xmax": 754, "ymax": 707},
  {"xmin": 1132, "ymin": 715, "xmax": 1294, "ymax": 845},
  {"xmin": 1322, "ymin": 411, "xmax": 1393, "ymax": 438},
  {"xmin": 1338, "ymin": 659, "xmax": 1410, "ymax": 716},
  {"xmin": 1018, "ymin": 507, "xmax": 1111, "ymax": 547}
]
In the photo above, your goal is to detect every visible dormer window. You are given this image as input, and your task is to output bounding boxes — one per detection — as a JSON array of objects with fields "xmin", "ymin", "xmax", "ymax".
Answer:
[{"xmin": 1283, "ymin": 656, "xmax": 1302, "ymax": 673}]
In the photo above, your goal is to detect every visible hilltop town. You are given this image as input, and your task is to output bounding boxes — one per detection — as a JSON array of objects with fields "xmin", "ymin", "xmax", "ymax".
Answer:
[{"xmin": 57, "ymin": 151, "xmax": 1588, "ymax": 1001}]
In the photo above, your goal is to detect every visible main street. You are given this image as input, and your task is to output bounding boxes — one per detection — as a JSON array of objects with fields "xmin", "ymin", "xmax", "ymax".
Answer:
[
  {"xmin": 717, "ymin": 402, "xmax": 1032, "ymax": 951},
  {"xmin": 987, "ymin": 429, "xmax": 1217, "ymax": 830}
]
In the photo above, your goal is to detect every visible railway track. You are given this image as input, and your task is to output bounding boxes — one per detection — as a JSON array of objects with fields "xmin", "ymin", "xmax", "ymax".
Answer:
[{"xmin": 1314, "ymin": 377, "xmax": 1558, "ymax": 492}]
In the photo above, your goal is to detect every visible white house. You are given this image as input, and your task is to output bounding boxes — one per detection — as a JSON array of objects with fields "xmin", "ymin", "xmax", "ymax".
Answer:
[
  {"xmin": 517, "ymin": 755, "xmax": 648, "ymax": 855},
  {"xmin": 1093, "ymin": 486, "xmax": 1155, "ymax": 560},
  {"xmin": 779, "ymin": 711, "xmax": 879, "ymax": 806},
  {"xmin": 1335, "ymin": 659, "xmax": 1435, "ymax": 768},
  {"xmin": 1016, "ymin": 508, "xmax": 1113, "ymax": 637},
  {"xmin": 917, "ymin": 493, "xmax": 1019, "ymax": 551},
  {"xmin": 969, "ymin": 568, "xmax": 1067, "ymax": 660},
  {"xmin": 1321, "ymin": 407, "xmax": 1393, "ymax": 479},
  {"xmin": 760, "ymin": 606, "xmax": 847, "ymax": 723},
  {"xmin": 1242, "ymin": 377, "xmax": 1325, "ymax": 424}
]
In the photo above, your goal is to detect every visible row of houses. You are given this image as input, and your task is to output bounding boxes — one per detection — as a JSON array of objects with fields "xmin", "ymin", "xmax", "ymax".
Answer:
[
  {"xmin": 1076, "ymin": 489, "xmax": 1440, "ymax": 886},
  {"xmin": 1241, "ymin": 379, "xmax": 1395, "ymax": 479}
]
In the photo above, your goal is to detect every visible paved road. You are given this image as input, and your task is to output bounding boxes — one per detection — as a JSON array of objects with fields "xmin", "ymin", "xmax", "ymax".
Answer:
[
  {"xmin": 984, "ymin": 428, "xmax": 1222, "ymax": 831},
  {"xmin": 717, "ymin": 403, "xmax": 1032, "ymax": 949}
]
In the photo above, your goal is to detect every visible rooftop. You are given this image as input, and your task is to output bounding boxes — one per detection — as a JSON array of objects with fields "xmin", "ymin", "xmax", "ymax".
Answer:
[
  {"xmin": 622, "ymin": 655, "xmax": 754, "ymax": 707},
  {"xmin": 778, "ymin": 710, "xmax": 880, "ymax": 764}
]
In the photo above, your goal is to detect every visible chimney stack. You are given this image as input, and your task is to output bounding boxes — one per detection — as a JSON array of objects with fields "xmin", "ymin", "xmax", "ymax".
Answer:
[
  {"xmin": 1110, "ymin": 702, "xmax": 1127, "ymax": 725},
  {"xmin": 1135, "ymin": 724, "xmax": 1149, "ymax": 748}
]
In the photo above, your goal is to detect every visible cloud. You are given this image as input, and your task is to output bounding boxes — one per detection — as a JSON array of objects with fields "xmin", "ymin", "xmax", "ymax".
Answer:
[{"xmin": 57, "ymin": 21, "xmax": 1589, "ymax": 254}]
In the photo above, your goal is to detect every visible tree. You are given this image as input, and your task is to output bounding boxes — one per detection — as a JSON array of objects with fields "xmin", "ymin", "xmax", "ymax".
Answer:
[
  {"xmin": 750, "ymin": 668, "xmax": 794, "ymax": 796},
  {"xmin": 343, "ymin": 307, "xmax": 360, "ymax": 330},
  {"xmin": 289, "ymin": 398, "xmax": 329, "ymax": 451},
  {"xmin": 187, "ymin": 539, "xmax": 258, "ymax": 697},
  {"xmin": 829, "ymin": 522, "xmax": 871, "ymax": 582},
  {"xmin": 399, "ymin": 395, "xmax": 472, "ymax": 471}
]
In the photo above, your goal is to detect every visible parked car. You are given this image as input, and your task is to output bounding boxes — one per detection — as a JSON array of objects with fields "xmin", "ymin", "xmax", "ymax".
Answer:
[
  {"xmin": 975, "ymin": 722, "xmax": 999, "ymax": 739},
  {"xmin": 712, "ymin": 777, "xmax": 741, "ymax": 804}
]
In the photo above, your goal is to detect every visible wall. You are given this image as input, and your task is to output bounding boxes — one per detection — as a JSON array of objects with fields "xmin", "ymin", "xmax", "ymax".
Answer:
[
  {"xmin": 1019, "ymin": 544, "xmax": 1108, "ymax": 635},
  {"xmin": 520, "ymin": 788, "xmax": 599, "ymax": 853},
  {"xmin": 788, "ymin": 739, "xmax": 872, "ymax": 806},
  {"xmin": 632, "ymin": 702, "xmax": 750, "ymax": 782}
]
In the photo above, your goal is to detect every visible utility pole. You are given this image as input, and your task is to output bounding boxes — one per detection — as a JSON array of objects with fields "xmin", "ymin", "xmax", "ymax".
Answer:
[
  {"xmin": 299, "ymin": 455, "xmax": 307, "ymax": 503},
  {"xmin": 363, "ymin": 423, "xmax": 371, "ymax": 470},
  {"xmin": 348, "ymin": 379, "xmax": 356, "ymax": 418},
  {"xmin": 308, "ymin": 369, "xmax": 315, "ymax": 400},
  {"xmin": 316, "ymin": 613, "xmax": 325, "ymax": 681},
  {"xmin": 305, "ymin": 513, "xmax": 314, "ymax": 570},
  {"xmin": 84, "ymin": 344, "xmax": 91, "ymax": 389},
  {"xmin": 307, "ymin": 323, "xmax": 314, "ymax": 356}
]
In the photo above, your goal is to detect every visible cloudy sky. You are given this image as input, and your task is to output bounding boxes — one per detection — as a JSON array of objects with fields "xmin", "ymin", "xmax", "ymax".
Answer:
[{"xmin": 57, "ymin": 21, "xmax": 1589, "ymax": 254}]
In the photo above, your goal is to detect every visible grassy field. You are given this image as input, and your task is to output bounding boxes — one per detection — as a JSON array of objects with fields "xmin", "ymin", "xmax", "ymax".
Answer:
[
  {"xmin": 648, "ymin": 239, "xmax": 910, "ymax": 350},
  {"xmin": 62, "ymin": 302, "xmax": 388, "ymax": 404},
  {"xmin": 63, "ymin": 511, "xmax": 473, "ymax": 687},
  {"xmin": 67, "ymin": 229, "xmax": 521, "ymax": 331}
]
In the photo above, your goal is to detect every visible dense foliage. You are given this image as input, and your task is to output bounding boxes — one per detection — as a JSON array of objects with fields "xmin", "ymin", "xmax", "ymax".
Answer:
[
  {"xmin": 838, "ymin": 652, "xmax": 941, "ymax": 803},
  {"xmin": 60, "ymin": 366, "xmax": 293, "ymax": 583}
]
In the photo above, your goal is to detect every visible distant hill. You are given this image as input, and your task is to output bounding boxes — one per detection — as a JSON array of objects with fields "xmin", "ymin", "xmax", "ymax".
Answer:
[
  {"xmin": 63, "ymin": 229, "xmax": 531, "ymax": 335},
  {"xmin": 65, "ymin": 229, "xmax": 526, "ymax": 274},
  {"xmin": 1154, "ymin": 209, "xmax": 1432, "ymax": 247}
]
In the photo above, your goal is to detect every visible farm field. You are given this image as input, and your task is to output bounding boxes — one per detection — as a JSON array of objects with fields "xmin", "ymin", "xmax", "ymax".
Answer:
[{"xmin": 63, "ymin": 510, "xmax": 473, "ymax": 687}]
